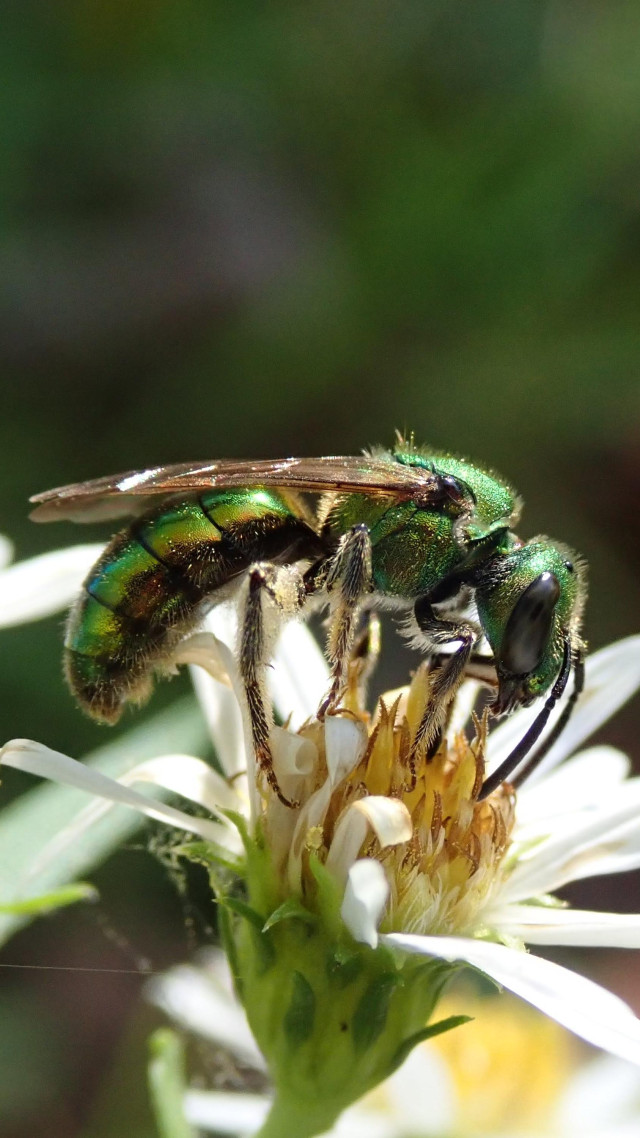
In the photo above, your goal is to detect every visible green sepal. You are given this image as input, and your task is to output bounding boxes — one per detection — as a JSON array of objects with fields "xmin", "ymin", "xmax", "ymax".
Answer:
[
  {"xmin": 352, "ymin": 970, "xmax": 400, "ymax": 1053},
  {"xmin": 226, "ymin": 832, "xmax": 464, "ymax": 1136},
  {"xmin": 263, "ymin": 897, "xmax": 317, "ymax": 932},
  {"xmin": 172, "ymin": 838, "xmax": 244, "ymax": 877},
  {"xmin": 217, "ymin": 901, "xmax": 243, "ymax": 999},
  {"xmin": 283, "ymin": 971, "xmax": 316, "ymax": 1046},
  {"xmin": 307, "ymin": 853, "xmax": 344, "ymax": 937},
  {"xmin": 454, "ymin": 953, "xmax": 504, "ymax": 990},
  {"xmin": 217, "ymin": 828, "xmax": 473, "ymax": 1137},
  {"xmin": 221, "ymin": 808, "xmax": 252, "ymax": 849},
  {"xmin": 221, "ymin": 895, "xmax": 265, "ymax": 929},
  {"xmin": 221, "ymin": 894, "xmax": 275, "ymax": 974},
  {"xmin": 389, "ymin": 1014, "xmax": 472, "ymax": 1074},
  {"xmin": 326, "ymin": 943, "xmax": 365, "ymax": 988}
]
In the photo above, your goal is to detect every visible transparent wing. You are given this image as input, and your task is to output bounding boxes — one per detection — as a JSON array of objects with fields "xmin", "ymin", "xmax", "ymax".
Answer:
[{"xmin": 30, "ymin": 455, "xmax": 444, "ymax": 523}]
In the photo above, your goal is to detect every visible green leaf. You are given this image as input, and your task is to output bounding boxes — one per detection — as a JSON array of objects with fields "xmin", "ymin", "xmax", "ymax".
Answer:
[
  {"xmin": 0, "ymin": 881, "xmax": 98, "ymax": 915},
  {"xmin": 148, "ymin": 1028, "xmax": 196, "ymax": 1138},
  {"xmin": 0, "ymin": 698, "xmax": 208, "ymax": 947}
]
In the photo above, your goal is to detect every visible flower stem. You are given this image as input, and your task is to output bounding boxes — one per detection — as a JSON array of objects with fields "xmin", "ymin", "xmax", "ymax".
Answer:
[{"xmin": 255, "ymin": 1093, "xmax": 340, "ymax": 1138}]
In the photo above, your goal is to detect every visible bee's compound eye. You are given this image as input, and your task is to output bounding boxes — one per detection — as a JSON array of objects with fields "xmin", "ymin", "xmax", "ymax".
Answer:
[
  {"xmin": 501, "ymin": 572, "xmax": 560, "ymax": 676},
  {"xmin": 441, "ymin": 474, "xmax": 475, "ymax": 507}
]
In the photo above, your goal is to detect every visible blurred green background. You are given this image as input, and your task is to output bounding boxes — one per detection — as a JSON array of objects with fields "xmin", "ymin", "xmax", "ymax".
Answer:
[{"xmin": 2, "ymin": 2, "xmax": 640, "ymax": 1135}]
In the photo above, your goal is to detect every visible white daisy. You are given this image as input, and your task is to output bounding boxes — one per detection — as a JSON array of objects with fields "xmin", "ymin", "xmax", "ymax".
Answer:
[{"xmin": 2, "ymin": 538, "xmax": 640, "ymax": 1134}]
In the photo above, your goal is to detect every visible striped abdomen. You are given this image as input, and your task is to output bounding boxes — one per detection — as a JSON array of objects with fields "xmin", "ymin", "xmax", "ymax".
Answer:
[{"xmin": 65, "ymin": 489, "xmax": 321, "ymax": 722}]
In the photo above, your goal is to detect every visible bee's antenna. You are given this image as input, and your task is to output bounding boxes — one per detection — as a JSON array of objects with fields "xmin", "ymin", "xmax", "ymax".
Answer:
[{"xmin": 478, "ymin": 639, "xmax": 583, "ymax": 801}]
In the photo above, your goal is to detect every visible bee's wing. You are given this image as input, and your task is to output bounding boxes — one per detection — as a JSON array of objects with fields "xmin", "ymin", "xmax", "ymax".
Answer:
[{"xmin": 30, "ymin": 456, "xmax": 443, "ymax": 523}]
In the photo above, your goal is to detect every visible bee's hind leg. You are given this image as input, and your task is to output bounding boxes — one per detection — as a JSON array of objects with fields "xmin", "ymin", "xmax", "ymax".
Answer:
[
  {"xmin": 347, "ymin": 610, "xmax": 381, "ymax": 709},
  {"xmin": 238, "ymin": 562, "xmax": 305, "ymax": 808},
  {"xmin": 317, "ymin": 524, "xmax": 373, "ymax": 716}
]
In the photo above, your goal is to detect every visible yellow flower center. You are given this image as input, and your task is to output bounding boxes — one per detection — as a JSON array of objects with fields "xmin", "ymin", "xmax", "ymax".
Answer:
[{"xmin": 267, "ymin": 660, "xmax": 516, "ymax": 938}]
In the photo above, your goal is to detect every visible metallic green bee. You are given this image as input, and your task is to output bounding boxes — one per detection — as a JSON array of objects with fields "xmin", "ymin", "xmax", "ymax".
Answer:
[{"xmin": 31, "ymin": 438, "xmax": 586, "ymax": 806}]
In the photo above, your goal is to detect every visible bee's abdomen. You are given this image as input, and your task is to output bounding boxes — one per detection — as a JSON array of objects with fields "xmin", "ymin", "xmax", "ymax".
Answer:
[{"xmin": 65, "ymin": 490, "xmax": 320, "ymax": 722}]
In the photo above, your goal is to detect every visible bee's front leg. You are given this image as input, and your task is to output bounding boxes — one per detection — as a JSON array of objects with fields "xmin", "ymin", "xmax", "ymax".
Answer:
[
  {"xmin": 239, "ymin": 562, "xmax": 305, "ymax": 808},
  {"xmin": 318, "ymin": 524, "xmax": 373, "ymax": 717},
  {"xmin": 409, "ymin": 597, "xmax": 479, "ymax": 780}
]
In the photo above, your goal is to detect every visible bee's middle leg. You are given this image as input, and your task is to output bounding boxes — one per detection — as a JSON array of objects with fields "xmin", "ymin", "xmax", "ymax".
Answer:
[
  {"xmin": 239, "ymin": 562, "xmax": 305, "ymax": 808},
  {"xmin": 318, "ymin": 524, "xmax": 373, "ymax": 716}
]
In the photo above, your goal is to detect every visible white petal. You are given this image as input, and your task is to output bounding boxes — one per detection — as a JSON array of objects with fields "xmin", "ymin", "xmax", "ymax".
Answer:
[
  {"xmin": 570, "ymin": 838, "xmax": 640, "ymax": 881},
  {"xmin": 189, "ymin": 666, "xmax": 248, "ymax": 786},
  {"xmin": 269, "ymin": 621, "xmax": 329, "ymax": 727},
  {"xmin": 184, "ymin": 1089, "xmax": 269, "ymax": 1135},
  {"xmin": 286, "ymin": 721, "xmax": 362, "ymax": 892},
  {"xmin": 0, "ymin": 534, "xmax": 14, "ymax": 569},
  {"xmin": 0, "ymin": 543, "xmax": 104, "ymax": 626},
  {"xmin": 503, "ymin": 786, "xmax": 640, "ymax": 901},
  {"xmin": 495, "ymin": 905, "xmax": 640, "ymax": 947},
  {"xmin": 166, "ymin": 616, "xmax": 249, "ymax": 786},
  {"xmin": 1, "ymin": 740, "xmax": 229, "ymax": 845},
  {"xmin": 196, "ymin": 608, "xmax": 249, "ymax": 711},
  {"xmin": 193, "ymin": 609, "xmax": 261, "ymax": 822},
  {"xmin": 326, "ymin": 798, "xmax": 411, "ymax": 885},
  {"xmin": 515, "ymin": 746, "xmax": 631, "ymax": 831},
  {"xmin": 545, "ymin": 637, "xmax": 640, "ymax": 770},
  {"xmin": 382, "ymin": 933, "xmax": 640, "ymax": 1065},
  {"xmin": 147, "ymin": 960, "xmax": 265, "ymax": 1070},
  {"xmin": 341, "ymin": 859, "xmax": 390, "ymax": 948},
  {"xmin": 120, "ymin": 754, "xmax": 242, "ymax": 816},
  {"xmin": 173, "ymin": 631, "xmax": 233, "ymax": 687},
  {"xmin": 324, "ymin": 715, "xmax": 368, "ymax": 786},
  {"xmin": 287, "ymin": 781, "xmax": 334, "ymax": 894},
  {"xmin": 265, "ymin": 711, "xmax": 351, "ymax": 889},
  {"xmin": 208, "ymin": 569, "xmax": 328, "ymax": 728},
  {"xmin": 202, "ymin": 603, "xmax": 239, "ymax": 648},
  {"xmin": 486, "ymin": 636, "xmax": 640, "ymax": 782},
  {"xmin": 271, "ymin": 726, "xmax": 317, "ymax": 779}
]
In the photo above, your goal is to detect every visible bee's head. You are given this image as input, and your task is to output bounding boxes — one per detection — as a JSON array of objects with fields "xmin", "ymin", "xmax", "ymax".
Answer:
[{"xmin": 475, "ymin": 539, "xmax": 587, "ymax": 716}]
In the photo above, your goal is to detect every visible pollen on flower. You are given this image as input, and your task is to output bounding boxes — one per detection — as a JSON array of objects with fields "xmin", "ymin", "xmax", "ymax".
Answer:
[
  {"xmin": 305, "ymin": 825, "xmax": 324, "ymax": 852},
  {"xmin": 263, "ymin": 657, "xmax": 515, "ymax": 940}
]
